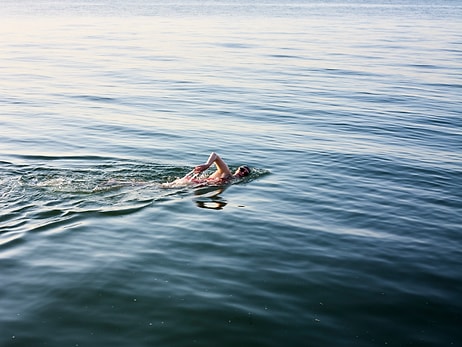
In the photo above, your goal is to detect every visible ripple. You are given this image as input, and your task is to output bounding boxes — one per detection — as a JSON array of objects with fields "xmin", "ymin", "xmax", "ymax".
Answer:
[{"xmin": 1, "ymin": 6, "xmax": 462, "ymax": 347}]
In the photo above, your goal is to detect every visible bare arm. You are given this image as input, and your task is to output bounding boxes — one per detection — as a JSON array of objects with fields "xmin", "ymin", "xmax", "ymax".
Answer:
[{"xmin": 194, "ymin": 152, "xmax": 232, "ymax": 179}]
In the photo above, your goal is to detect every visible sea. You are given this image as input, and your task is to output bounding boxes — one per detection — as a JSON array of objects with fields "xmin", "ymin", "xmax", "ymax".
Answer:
[{"xmin": 1, "ymin": 1, "xmax": 461, "ymax": 346}]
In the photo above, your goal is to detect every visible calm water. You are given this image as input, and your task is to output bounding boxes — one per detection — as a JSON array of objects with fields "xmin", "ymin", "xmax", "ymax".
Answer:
[{"xmin": 1, "ymin": 1, "xmax": 462, "ymax": 346}]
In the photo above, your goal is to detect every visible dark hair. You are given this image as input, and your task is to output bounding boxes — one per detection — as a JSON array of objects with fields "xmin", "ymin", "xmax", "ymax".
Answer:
[{"xmin": 239, "ymin": 166, "xmax": 251, "ymax": 177}]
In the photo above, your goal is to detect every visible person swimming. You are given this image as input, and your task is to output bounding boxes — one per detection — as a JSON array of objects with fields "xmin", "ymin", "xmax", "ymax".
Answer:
[
  {"xmin": 186, "ymin": 152, "xmax": 250, "ymax": 185},
  {"xmin": 160, "ymin": 152, "xmax": 251, "ymax": 189}
]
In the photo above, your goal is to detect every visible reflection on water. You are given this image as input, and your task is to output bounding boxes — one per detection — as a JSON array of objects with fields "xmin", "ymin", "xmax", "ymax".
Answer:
[{"xmin": 194, "ymin": 186, "xmax": 229, "ymax": 210}]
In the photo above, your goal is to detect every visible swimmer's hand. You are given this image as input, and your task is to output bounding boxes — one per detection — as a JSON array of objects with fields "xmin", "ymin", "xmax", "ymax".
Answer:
[{"xmin": 194, "ymin": 164, "xmax": 209, "ymax": 173}]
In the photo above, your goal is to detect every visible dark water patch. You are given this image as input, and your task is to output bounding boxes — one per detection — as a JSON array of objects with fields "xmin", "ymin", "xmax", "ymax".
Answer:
[
  {"xmin": 427, "ymin": 82, "xmax": 462, "ymax": 91},
  {"xmin": 71, "ymin": 94, "xmax": 119, "ymax": 103},
  {"xmin": 218, "ymin": 42, "xmax": 257, "ymax": 49},
  {"xmin": 267, "ymin": 53, "xmax": 307, "ymax": 60}
]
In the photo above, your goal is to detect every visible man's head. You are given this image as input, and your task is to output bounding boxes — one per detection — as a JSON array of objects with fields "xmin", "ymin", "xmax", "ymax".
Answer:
[{"xmin": 235, "ymin": 166, "xmax": 251, "ymax": 178}]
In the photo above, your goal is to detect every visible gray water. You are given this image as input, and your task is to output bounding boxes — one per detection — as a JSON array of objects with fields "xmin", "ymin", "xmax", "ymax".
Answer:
[{"xmin": 1, "ymin": 1, "xmax": 462, "ymax": 346}]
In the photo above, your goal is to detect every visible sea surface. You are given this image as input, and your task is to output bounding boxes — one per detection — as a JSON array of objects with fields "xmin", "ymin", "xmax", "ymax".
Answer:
[{"xmin": 1, "ymin": 1, "xmax": 461, "ymax": 346}]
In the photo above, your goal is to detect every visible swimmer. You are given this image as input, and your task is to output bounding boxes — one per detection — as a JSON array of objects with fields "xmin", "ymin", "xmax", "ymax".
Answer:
[{"xmin": 187, "ymin": 152, "xmax": 250, "ymax": 185}]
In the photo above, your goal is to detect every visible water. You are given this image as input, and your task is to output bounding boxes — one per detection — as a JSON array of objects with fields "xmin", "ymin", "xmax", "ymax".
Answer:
[{"xmin": 1, "ymin": 1, "xmax": 462, "ymax": 346}]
